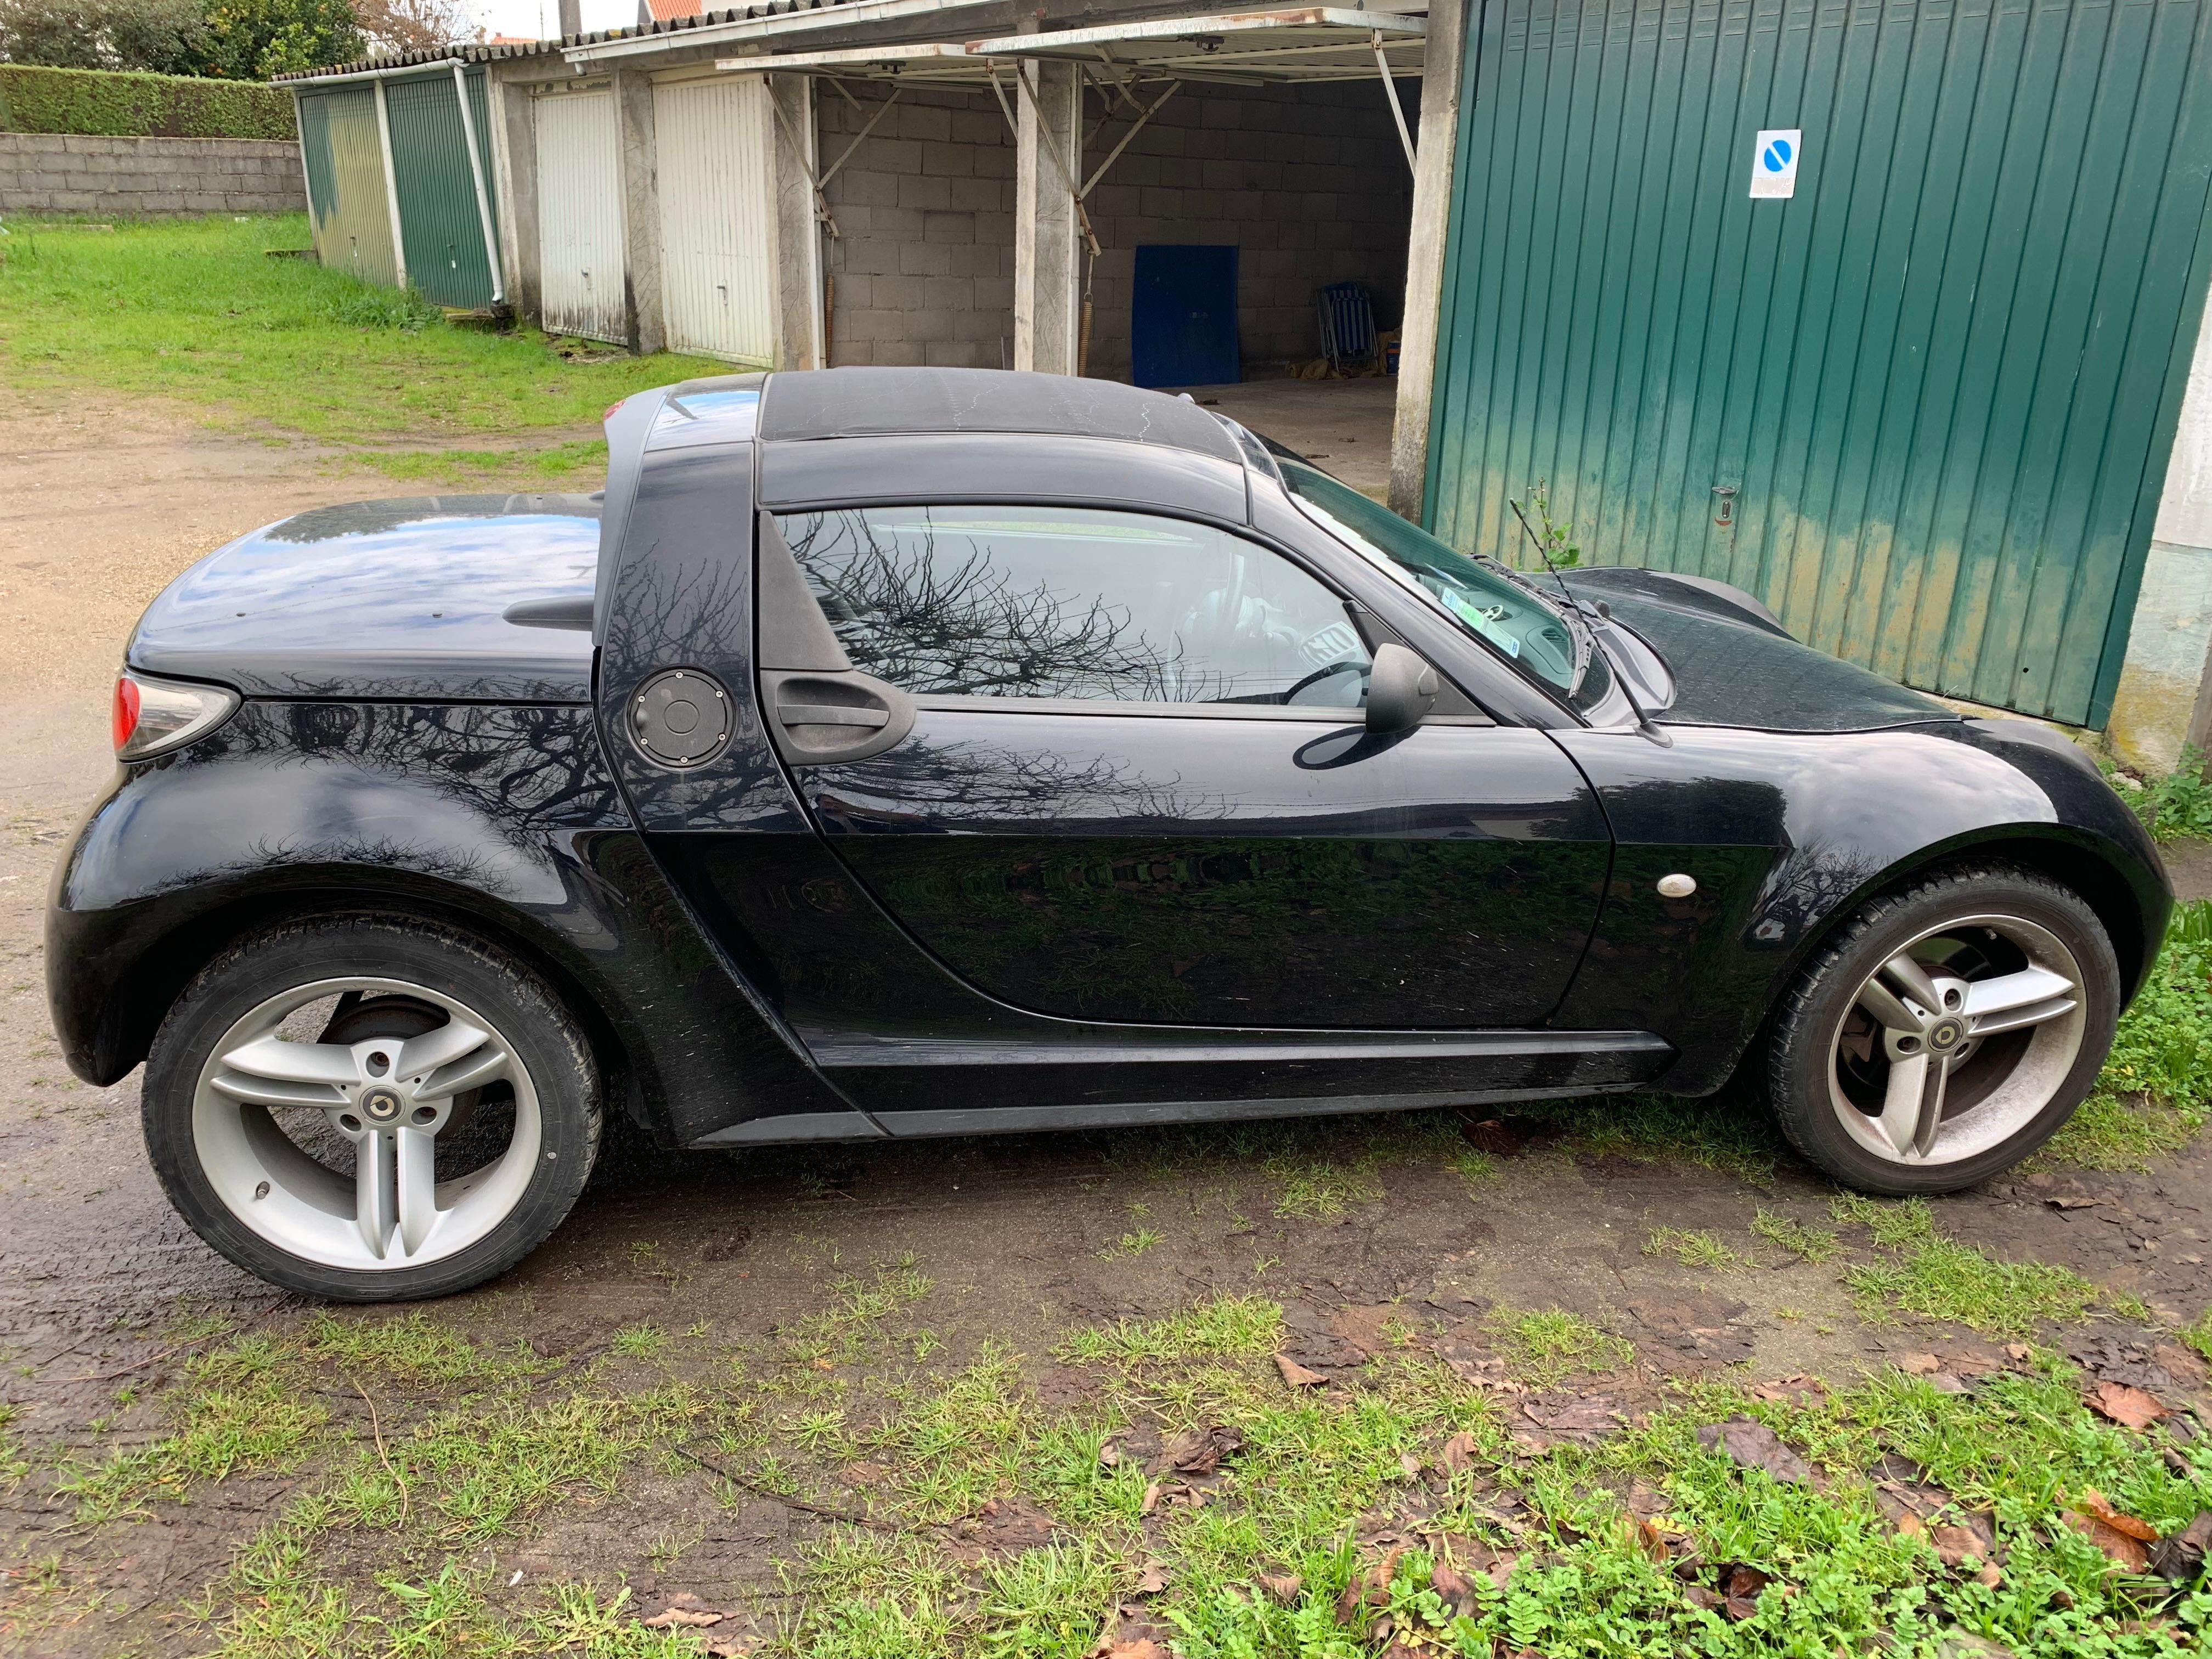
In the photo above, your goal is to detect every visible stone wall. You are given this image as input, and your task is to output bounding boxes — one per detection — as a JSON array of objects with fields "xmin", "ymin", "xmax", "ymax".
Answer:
[
  {"xmin": 818, "ymin": 86, "xmax": 1015, "ymax": 370},
  {"xmin": 1084, "ymin": 78, "xmax": 1415, "ymax": 380},
  {"xmin": 0, "ymin": 133, "xmax": 306, "ymax": 217}
]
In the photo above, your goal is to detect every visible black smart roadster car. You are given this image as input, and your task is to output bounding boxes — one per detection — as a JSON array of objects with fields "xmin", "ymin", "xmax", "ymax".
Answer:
[{"xmin": 50, "ymin": 368, "xmax": 2169, "ymax": 1300}]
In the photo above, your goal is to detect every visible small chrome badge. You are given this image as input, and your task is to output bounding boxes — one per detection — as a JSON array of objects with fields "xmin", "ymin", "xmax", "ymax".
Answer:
[
  {"xmin": 1656, "ymin": 873, "xmax": 1698, "ymax": 899},
  {"xmin": 360, "ymin": 1086, "xmax": 404, "ymax": 1122}
]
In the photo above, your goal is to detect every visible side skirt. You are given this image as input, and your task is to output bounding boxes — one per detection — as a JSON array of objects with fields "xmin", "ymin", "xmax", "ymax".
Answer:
[{"xmin": 689, "ymin": 1027, "xmax": 1673, "ymax": 1147}]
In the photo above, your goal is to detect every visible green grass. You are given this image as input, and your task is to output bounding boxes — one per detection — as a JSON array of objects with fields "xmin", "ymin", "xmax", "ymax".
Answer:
[
  {"xmin": 361, "ymin": 438, "xmax": 610, "ymax": 485},
  {"xmin": 2042, "ymin": 898, "xmax": 2212, "ymax": 1170},
  {"xmin": 1053, "ymin": 1294, "xmax": 1284, "ymax": 1366},
  {"xmin": 1751, "ymin": 1207, "xmax": 1843, "ymax": 1263},
  {"xmin": 1486, "ymin": 1307, "xmax": 1635, "ymax": 1387},
  {"xmin": 1829, "ymin": 1196, "xmax": 2114, "ymax": 1336},
  {"xmin": 1097, "ymin": 1228, "xmax": 1164, "ymax": 1260},
  {"xmin": 2131, "ymin": 748, "xmax": 2212, "ymax": 843},
  {"xmin": 1643, "ymin": 1226, "xmax": 1748, "ymax": 1270},
  {"xmin": 0, "ymin": 216, "xmax": 721, "ymax": 455},
  {"xmin": 53, "ymin": 1338, "xmax": 326, "ymax": 1524},
  {"xmin": 37, "ymin": 1242, "xmax": 2212, "ymax": 1659}
]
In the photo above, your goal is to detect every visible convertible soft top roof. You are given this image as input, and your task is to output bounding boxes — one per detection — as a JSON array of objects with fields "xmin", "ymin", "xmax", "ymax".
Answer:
[{"xmin": 757, "ymin": 368, "xmax": 1242, "ymax": 464}]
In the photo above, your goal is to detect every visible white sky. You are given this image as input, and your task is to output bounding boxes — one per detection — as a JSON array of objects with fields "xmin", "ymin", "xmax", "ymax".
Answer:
[{"xmin": 469, "ymin": 0, "xmax": 637, "ymax": 43}]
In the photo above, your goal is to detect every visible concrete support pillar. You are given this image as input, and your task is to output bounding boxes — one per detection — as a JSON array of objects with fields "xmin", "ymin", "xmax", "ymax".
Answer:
[
  {"xmin": 2107, "ymin": 285, "xmax": 2212, "ymax": 770},
  {"xmin": 1012, "ymin": 60, "xmax": 1081, "ymax": 376},
  {"xmin": 1387, "ymin": 0, "xmax": 1466, "ymax": 520},
  {"xmin": 613, "ymin": 67, "xmax": 665, "ymax": 357},
  {"xmin": 768, "ymin": 72, "xmax": 825, "ymax": 370},
  {"xmin": 487, "ymin": 72, "xmax": 539, "ymax": 327}
]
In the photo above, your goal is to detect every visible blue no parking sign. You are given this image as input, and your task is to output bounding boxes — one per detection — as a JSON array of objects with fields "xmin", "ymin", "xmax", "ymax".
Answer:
[{"xmin": 1750, "ymin": 128, "xmax": 1802, "ymax": 199}]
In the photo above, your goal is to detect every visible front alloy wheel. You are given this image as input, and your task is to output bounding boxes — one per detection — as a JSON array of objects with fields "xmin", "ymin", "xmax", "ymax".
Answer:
[
  {"xmin": 1767, "ymin": 866, "xmax": 2119, "ymax": 1194},
  {"xmin": 145, "ymin": 918, "xmax": 601, "ymax": 1300},
  {"xmin": 1827, "ymin": 916, "xmax": 2086, "ymax": 1167}
]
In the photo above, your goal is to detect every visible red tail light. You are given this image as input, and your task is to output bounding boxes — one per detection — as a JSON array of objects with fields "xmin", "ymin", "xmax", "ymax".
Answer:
[
  {"xmin": 111, "ymin": 674, "xmax": 142, "ymax": 752},
  {"xmin": 111, "ymin": 669, "xmax": 240, "ymax": 761}
]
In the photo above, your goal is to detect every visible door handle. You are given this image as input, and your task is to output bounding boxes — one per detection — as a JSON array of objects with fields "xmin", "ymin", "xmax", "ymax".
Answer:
[
  {"xmin": 777, "ymin": 701, "xmax": 889, "ymax": 729},
  {"xmin": 760, "ymin": 668, "xmax": 915, "ymax": 766}
]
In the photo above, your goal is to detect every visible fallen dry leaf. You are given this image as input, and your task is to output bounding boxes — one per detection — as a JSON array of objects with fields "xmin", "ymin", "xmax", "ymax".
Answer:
[
  {"xmin": 2063, "ymin": 1510, "xmax": 2152, "ymax": 1572},
  {"xmin": 1716, "ymin": 1562, "xmax": 1770, "ymax": 1620},
  {"xmin": 2006, "ymin": 1344, "xmax": 2033, "ymax": 1364},
  {"xmin": 1274, "ymin": 1353, "xmax": 1328, "ymax": 1388},
  {"xmin": 1523, "ymin": 1395, "xmax": 1622, "ymax": 1435},
  {"xmin": 2074, "ymin": 1489, "xmax": 2159, "ymax": 1542},
  {"xmin": 1256, "ymin": 1572, "xmax": 1304, "ymax": 1605},
  {"xmin": 1930, "ymin": 1523, "xmax": 1993, "ymax": 1568},
  {"xmin": 1697, "ymin": 1415, "xmax": 1811, "ymax": 1484},
  {"xmin": 1398, "ymin": 1451, "xmax": 1423, "ymax": 1481},
  {"xmin": 1099, "ymin": 1643, "xmax": 1170, "ymax": 1659},
  {"xmin": 2148, "ymin": 1511, "xmax": 2212, "ymax": 1584},
  {"xmin": 1431, "ymin": 1532, "xmax": 1516, "ymax": 1590},
  {"xmin": 2086, "ymin": 1380, "xmax": 2169, "ymax": 1431},
  {"xmin": 1439, "ymin": 1429, "xmax": 1480, "ymax": 1471},
  {"xmin": 1157, "ymin": 1423, "xmax": 1244, "ymax": 1476},
  {"xmin": 1334, "ymin": 1548, "xmax": 1401, "ymax": 1624},
  {"xmin": 1429, "ymin": 1559, "xmax": 1480, "ymax": 1616},
  {"xmin": 1139, "ymin": 1482, "xmax": 1162, "ymax": 1516},
  {"xmin": 1132, "ymin": 1562, "xmax": 1168, "ymax": 1596},
  {"xmin": 1901, "ymin": 1353, "xmax": 1942, "ymax": 1375},
  {"xmin": 644, "ymin": 1606, "xmax": 725, "ymax": 1628}
]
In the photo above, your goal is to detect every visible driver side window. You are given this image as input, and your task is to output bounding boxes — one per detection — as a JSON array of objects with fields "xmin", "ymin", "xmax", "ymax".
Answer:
[{"xmin": 774, "ymin": 504, "xmax": 1370, "ymax": 709}]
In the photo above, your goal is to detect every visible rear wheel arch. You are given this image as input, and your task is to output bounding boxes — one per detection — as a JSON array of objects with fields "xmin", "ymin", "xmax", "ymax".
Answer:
[{"xmin": 103, "ymin": 881, "xmax": 669, "ymax": 1146}]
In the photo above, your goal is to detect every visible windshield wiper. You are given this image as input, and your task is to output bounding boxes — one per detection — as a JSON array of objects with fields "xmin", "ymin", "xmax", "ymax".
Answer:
[{"xmin": 1503, "ymin": 500, "xmax": 1596, "ymax": 692}]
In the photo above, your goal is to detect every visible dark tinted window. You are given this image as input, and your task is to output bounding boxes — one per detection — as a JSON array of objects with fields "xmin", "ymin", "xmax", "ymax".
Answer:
[{"xmin": 776, "ymin": 505, "xmax": 1370, "ymax": 707}]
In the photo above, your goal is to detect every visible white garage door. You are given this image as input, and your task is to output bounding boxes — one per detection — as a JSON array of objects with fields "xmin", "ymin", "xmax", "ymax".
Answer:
[
  {"xmin": 534, "ymin": 88, "xmax": 625, "ymax": 345},
  {"xmin": 653, "ymin": 77, "xmax": 776, "ymax": 365}
]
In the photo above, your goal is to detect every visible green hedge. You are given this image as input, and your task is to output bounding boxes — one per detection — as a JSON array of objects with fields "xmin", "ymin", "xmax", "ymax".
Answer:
[{"xmin": 0, "ymin": 64, "xmax": 296, "ymax": 140}]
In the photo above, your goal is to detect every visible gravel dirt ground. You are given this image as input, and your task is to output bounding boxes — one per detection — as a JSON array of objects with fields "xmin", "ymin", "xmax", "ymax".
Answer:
[{"xmin": 2, "ymin": 390, "xmax": 2209, "ymax": 1655}]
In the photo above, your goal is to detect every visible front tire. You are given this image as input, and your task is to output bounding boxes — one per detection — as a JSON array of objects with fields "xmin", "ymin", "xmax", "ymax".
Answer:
[
  {"xmin": 143, "ymin": 917, "xmax": 601, "ymax": 1301},
  {"xmin": 1765, "ymin": 866, "xmax": 2119, "ymax": 1194}
]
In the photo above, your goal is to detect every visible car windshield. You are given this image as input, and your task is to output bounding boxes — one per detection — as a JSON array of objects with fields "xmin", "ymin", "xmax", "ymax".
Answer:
[{"xmin": 1280, "ymin": 462, "xmax": 1598, "ymax": 704}]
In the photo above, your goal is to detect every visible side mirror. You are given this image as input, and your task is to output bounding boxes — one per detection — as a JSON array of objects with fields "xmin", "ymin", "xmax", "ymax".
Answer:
[{"xmin": 1365, "ymin": 642, "xmax": 1438, "ymax": 735}]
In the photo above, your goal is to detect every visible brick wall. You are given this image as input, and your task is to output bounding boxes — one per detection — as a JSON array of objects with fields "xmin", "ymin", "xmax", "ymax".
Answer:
[
  {"xmin": 1084, "ymin": 80, "xmax": 1416, "ymax": 380},
  {"xmin": 819, "ymin": 85, "xmax": 1014, "ymax": 370},
  {"xmin": 0, "ymin": 133, "xmax": 305, "ymax": 217}
]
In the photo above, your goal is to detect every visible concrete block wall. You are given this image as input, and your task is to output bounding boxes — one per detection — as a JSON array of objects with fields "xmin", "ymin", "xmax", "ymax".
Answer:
[
  {"xmin": 0, "ymin": 134, "xmax": 306, "ymax": 217},
  {"xmin": 1082, "ymin": 80, "xmax": 1416, "ymax": 380},
  {"xmin": 819, "ymin": 84, "xmax": 1015, "ymax": 369}
]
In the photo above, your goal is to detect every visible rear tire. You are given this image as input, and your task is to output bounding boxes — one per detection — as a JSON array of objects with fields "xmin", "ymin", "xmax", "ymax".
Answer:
[
  {"xmin": 143, "ymin": 916, "xmax": 601, "ymax": 1301},
  {"xmin": 1765, "ymin": 866, "xmax": 2118, "ymax": 1194}
]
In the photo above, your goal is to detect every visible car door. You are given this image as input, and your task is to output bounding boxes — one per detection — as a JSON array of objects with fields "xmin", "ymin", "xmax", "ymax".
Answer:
[{"xmin": 759, "ymin": 499, "xmax": 1613, "ymax": 1030}]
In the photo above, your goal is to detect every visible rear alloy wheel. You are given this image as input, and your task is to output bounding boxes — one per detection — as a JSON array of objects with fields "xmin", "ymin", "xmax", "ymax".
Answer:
[
  {"xmin": 1766, "ymin": 867, "xmax": 2119, "ymax": 1193},
  {"xmin": 145, "ymin": 918, "xmax": 601, "ymax": 1300}
]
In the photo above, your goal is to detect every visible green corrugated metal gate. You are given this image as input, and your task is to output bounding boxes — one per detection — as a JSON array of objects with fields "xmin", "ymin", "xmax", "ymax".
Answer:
[
  {"xmin": 1424, "ymin": 0, "xmax": 2212, "ymax": 726},
  {"xmin": 295, "ymin": 69, "xmax": 499, "ymax": 311},
  {"xmin": 298, "ymin": 87, "xmax": 398, "ymax": 288},
  {"xmin": 384, "ymin": 69, "xmax": 500, "ymax": 310}
]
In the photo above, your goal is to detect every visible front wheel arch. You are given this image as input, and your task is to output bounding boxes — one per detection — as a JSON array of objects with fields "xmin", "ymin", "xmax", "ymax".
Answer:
[{"xmin": 1819, "ymin": 832, "xmax": 2157, "ymax": 1007}]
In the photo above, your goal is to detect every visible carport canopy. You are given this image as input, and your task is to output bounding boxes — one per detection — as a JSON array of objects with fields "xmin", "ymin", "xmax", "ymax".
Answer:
[{"xmin": 714, "ymin": 8, "xmax": 1428, "ymax": 87}]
